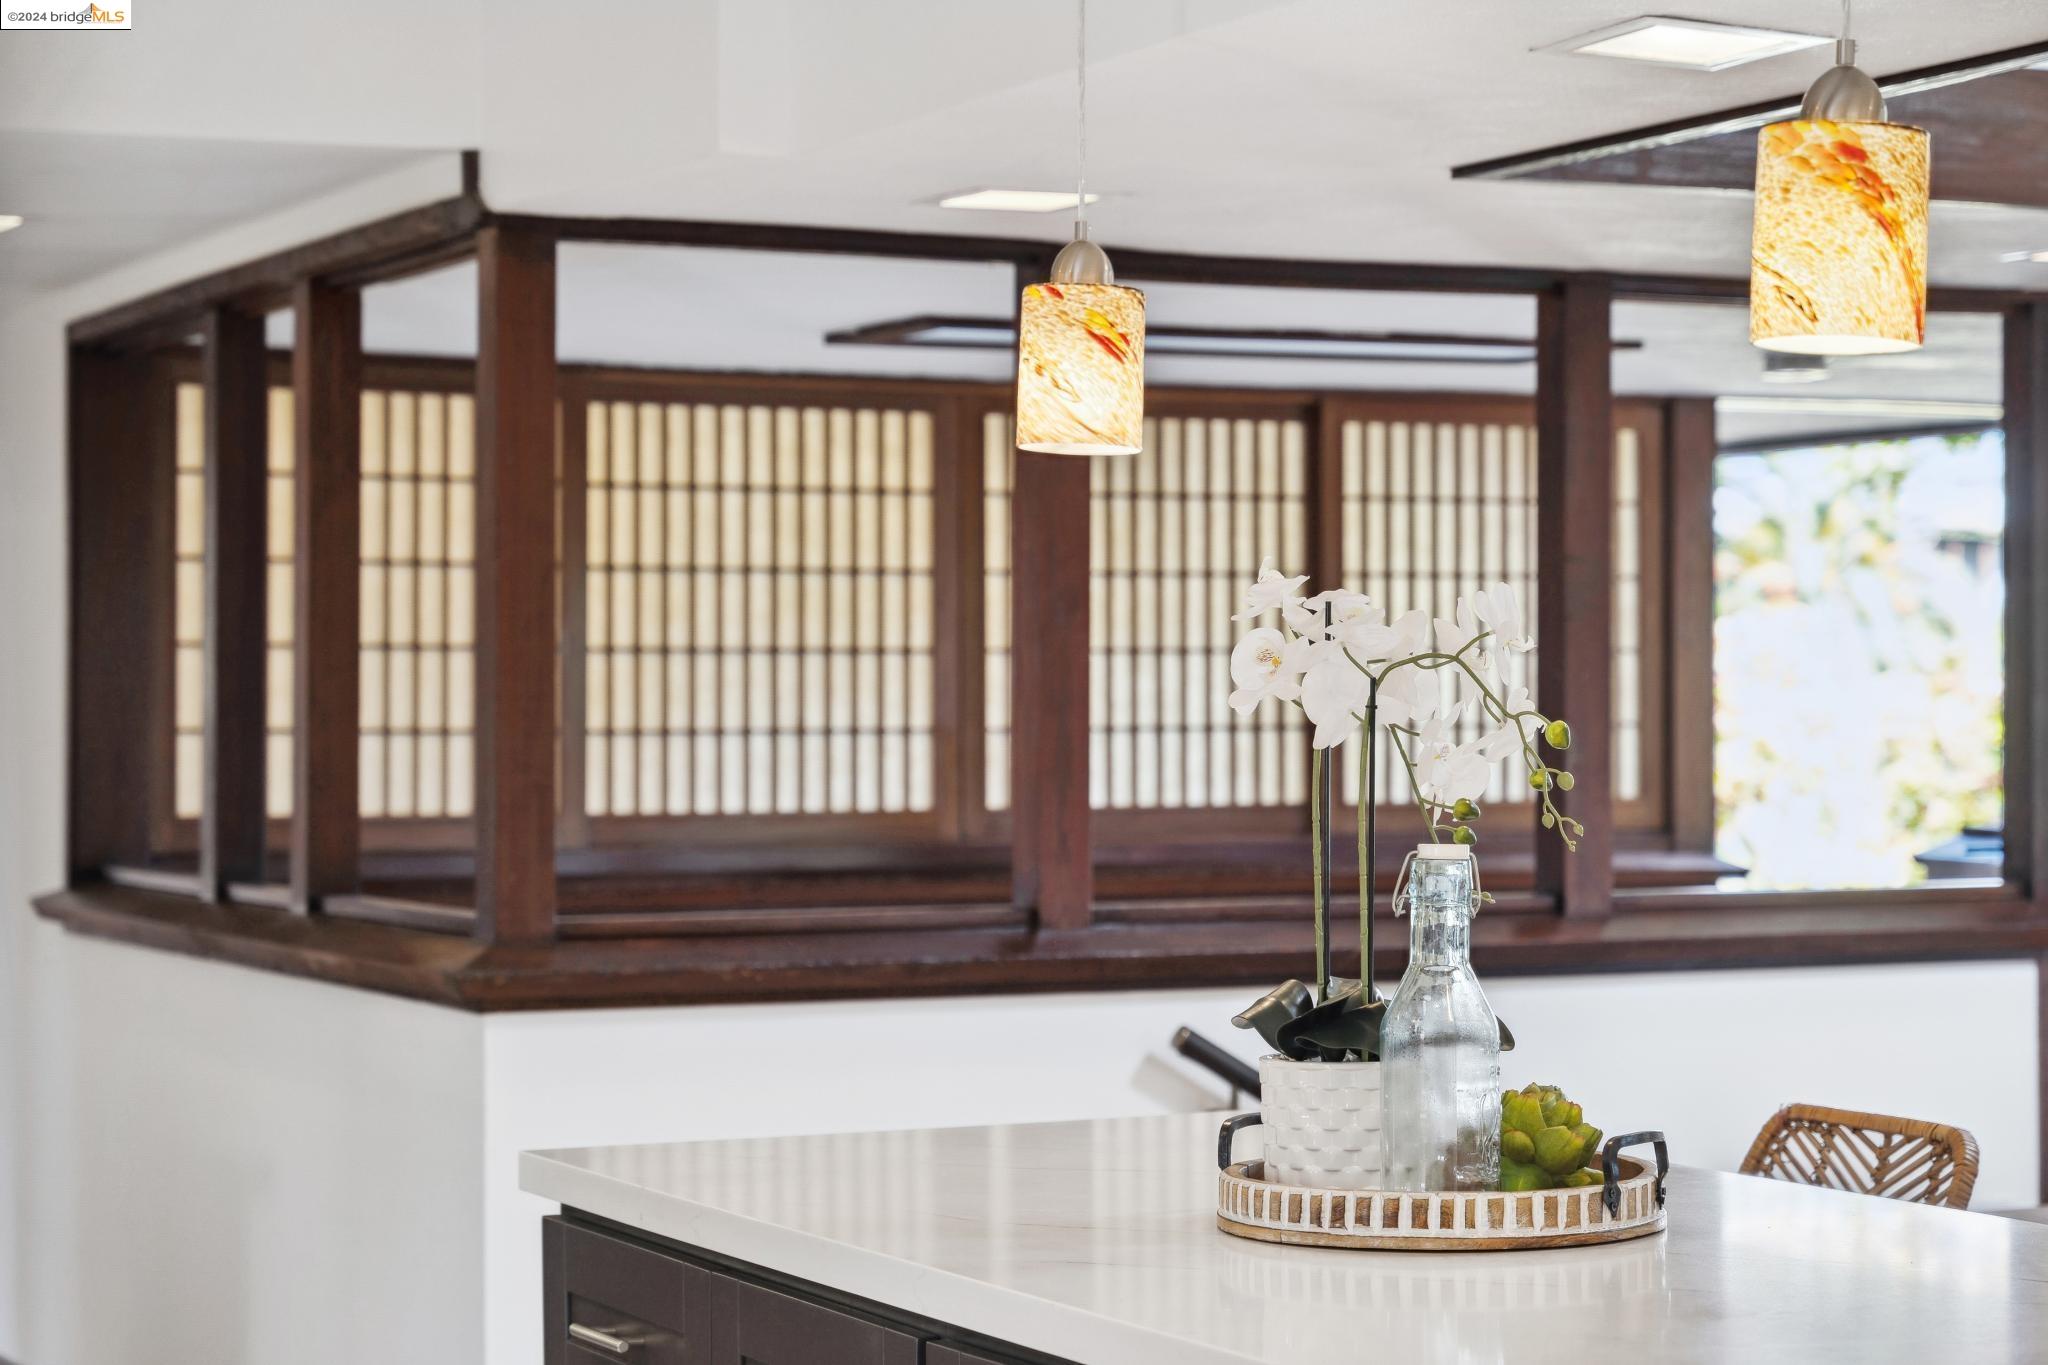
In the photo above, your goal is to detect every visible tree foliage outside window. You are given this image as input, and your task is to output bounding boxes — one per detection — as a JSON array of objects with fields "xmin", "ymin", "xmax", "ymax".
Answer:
[{"xmin": 1714, "ymin": 432, "xmax": 2004, "ymax": 889}]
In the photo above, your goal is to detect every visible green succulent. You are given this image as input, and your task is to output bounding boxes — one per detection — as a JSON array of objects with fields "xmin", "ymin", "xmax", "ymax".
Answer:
[{"xmin": 1499, "ymin": 1082, "xmax": 1605, "ymax": 1193}]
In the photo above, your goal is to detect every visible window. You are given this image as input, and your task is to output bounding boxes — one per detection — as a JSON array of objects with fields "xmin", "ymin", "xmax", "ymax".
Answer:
[
  {"xmin": 580, "ymin": 397, "xmax": 937, "ymax": 820},
  {"xmin": 166, "ymin": 366, "xmax": 1675, "ymax": 860},
  {"xmin": 170, "ymin": 375, "xmax": 478, "ymax": 826},
  {"xmin": 1714, "ymin": 431, "xmax": 2005, "ymax": 888},
  {"xmin": 985, "ymin": 393, "xmax": 1667, "ymax": 830}
]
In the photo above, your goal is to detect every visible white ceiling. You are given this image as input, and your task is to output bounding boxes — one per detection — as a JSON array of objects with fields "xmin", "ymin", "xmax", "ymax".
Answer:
[{"xmin": 2, "ymin": 0, "xmax": 2036, "ymax": 443}]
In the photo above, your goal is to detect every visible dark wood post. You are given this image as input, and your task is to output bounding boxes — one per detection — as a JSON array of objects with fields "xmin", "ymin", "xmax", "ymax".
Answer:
[
  {"xmin": 1008, "ymin": 269, "xmax": 1093, "ymax": 929},
  {"xmin": 473, "ymin": 224, "xmax": 560, "ymax": 945},
  {"xmin": 2004, "ymin": 303, "xmax": 2048, "ymax": 904},
  {"xmin": 67, "ymin": 346, "xmax": 163, "ymax": 879},
  {"xmin": 199, "ymin": 308, "xmax": 272, "ymax": 898},
  {"xmin": 1664, "ymin": 396, "xmax": 1718, "ymax": 853},
  {"xmin": 1534, "ymin": 276, "xmax": 1615, "ymax": 917},
  {"xmin": 290, "ymin": 280, "xmax": 363, "ymax": 913}
]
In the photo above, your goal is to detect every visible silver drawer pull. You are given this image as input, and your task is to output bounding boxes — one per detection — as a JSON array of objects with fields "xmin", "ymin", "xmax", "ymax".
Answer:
[{"xmin": 567, "ymin": 1322, "xmax": 635, "ymax": 1356}]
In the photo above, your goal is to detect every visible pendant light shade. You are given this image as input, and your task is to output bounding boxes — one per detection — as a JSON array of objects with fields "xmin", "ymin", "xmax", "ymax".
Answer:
[
  {"xmin": 1750, "ymin": 27, "xmax": 1929, "ymax": 356},
  {"xmin": 1013, "ymin": 0, "xmax": 1146, "ymax": 456},
  {"xmin": 1016, "ymin": 237, "xmax": 1145, "ymax": 455},
  {"xmin": 1751, "ymin": 118, "xmax": 1928, "ymax": 354}
]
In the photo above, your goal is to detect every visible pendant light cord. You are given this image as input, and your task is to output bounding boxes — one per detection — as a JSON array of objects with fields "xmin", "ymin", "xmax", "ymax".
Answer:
[{"xmin": 1075, "ymin": 0, "xmax": 1088, "ymax": 233}]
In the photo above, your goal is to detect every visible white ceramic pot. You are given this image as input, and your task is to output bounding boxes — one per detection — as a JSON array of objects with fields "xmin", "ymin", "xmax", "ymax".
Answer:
[{"xmin": 1258, "ymin": 1054, "xmax": 1385, "ymax": 1190}]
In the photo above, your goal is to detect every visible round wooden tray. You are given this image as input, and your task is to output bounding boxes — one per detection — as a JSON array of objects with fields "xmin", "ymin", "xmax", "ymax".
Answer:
[{"xmin": 1217, "ymin": 1154, "xmax": 1667, "ymax": 1251}]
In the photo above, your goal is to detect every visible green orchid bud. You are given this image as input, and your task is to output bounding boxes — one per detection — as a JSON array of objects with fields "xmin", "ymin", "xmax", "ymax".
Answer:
[
  {"xmin": 1529, "ymin": 770, "xmax": 1550, "ymax": 791},
  {"xmin": 1452, "ymin": 825, "xmax": 1476, "ymax": 846},
  {"xmin": 1452, "ymin": 798, "xmax": 1481, "ymax": 820},
  {"xmin": 1555, "ymin": 771, "xmax": 1576, "ymax": 792},
  {"xmin": 1544, "ymin": 719, "xmax": 1572, "ymax": 750},
  {"xmin": 1542, "ymin": 811, "xmax": 1556, "ymax": 829}
]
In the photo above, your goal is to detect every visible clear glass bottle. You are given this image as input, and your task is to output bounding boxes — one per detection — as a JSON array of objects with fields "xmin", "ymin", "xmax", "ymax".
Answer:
[{"xmin": 1379, "ymin": 844, "xmax": 1502, "ymax": 1191}]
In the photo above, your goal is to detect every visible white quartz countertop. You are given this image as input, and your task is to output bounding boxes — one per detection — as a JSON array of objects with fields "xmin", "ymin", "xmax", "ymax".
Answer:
[{"xmin": 521, "ymin": 1112, "xmax": 2048, "ymax": 1365}]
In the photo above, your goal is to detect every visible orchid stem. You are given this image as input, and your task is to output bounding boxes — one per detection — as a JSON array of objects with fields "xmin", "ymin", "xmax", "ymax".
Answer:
[
  {"xmin": 1360, "ymin": 681, "xmax": 1377, "ymax": 1009},
  {"xmin": 1310, "ymin": 745, "xmax": 1328, "ymax": 1004}
]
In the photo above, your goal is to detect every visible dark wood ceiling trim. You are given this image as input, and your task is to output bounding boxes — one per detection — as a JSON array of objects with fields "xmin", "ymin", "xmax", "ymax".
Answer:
[
  {"xmin": 67, "ymin": 193, "xmax": 485, "ymax": 350},
  {"xmin": 35, "ymin": 880, "xmax": 2048, "ymax": 1011},
  {"xmin": 1451, "ymin": 38, "xmax": 2048, "ymax": 183}
]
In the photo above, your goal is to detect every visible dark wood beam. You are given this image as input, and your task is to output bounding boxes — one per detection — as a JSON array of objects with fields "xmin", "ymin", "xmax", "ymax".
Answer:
[
  {"xmin": 1534, "ymin": 276, "xmax": 1616, "ymax": 917},
  {"xmin": 1606, "ymin": 271, "xmax": 2021, "ymax": 315},
  {"xmin": 198, "ymin": 308, "xmax": 271, "ymax": 899},
  {"xmin": 67, "ymin": 346, "xmax": 163, "ymax": 877},
  {"xmin": 1665, "ymin": 398, "xmax": 1717, "ymax": 853},
  {"xmin": 1502, "ymin": 71, "xmax": 2048, "ymax": 212},
  {"xmin": 2005, "ymin": 304, "xmax": 2048, "ymax": 898},
  {"xmin": 34, "ymin": 879, "xmax": 2048, "ymax": 1012},
  {"xmin": 290, "ymin": 281, "xmax": 363, "ymax": 913},
  {"xmin": 69, "ymin": 195, "xmax": 483, "ymax": 350},
  {"xmin": 1453, "ymin": 39, "xmax": 2048, "ymax": 184},
  {"xmin": 473, "ymin": 224, "xmax": 561, "ymax": 945},
  {"xmin": 1007, "ymin": 265, "xmax": 1093, "ymax": 928},
  {"xmin": 555, "ymin": 376, "xmax": 590, "ymax": 851},
  {"xmin": 1008, "ymin": 445, "xmax": 1095, "ymax": 929}
]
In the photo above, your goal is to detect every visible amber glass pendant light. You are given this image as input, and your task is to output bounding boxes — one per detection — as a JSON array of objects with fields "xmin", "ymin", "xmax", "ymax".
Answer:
[
  {"xmin": 1750, "ymin": 0, "xmax": 1929, "ymax": 356},
  {"xmin": 1015, "ymin": 0, "xmax": 1146, "ymax": 455}
]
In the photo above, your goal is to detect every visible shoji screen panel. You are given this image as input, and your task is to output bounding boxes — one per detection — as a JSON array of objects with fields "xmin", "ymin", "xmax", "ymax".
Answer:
[
  {"xmin": 581, "ymin": 398, "xmax": 937, "ymax": 821},
  {"xmin": 170, "ymin": 382, "xmax": 299, "ymax": 822},
  {"xmin": 983, "ymin": 406, "xmax": 1312, "ymax": 814},
  {"xmin": 170, "ymin": 377, "xmax": 478, "ymax": 827},
  {"xmin": 171, "ymin": 383, "xmax": 207, "ymax": 820},
  {"xmin": 358, "ymin": 388, "xmax": 477, "ymax": 820},
  {"xmin": 1335, "ymin": 398, "xmax": 1661, "ymax": 823}
]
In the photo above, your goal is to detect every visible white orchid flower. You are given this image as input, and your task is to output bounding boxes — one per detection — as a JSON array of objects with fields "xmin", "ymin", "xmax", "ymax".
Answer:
[
  {"xmin": 1231, "ymin": 558, "xmax": 1310, "ymax": 622},
  {"xmin": 1228, "ymin": 628, "xmax": 1309, "ymax": 715},
  {"xmin": 1476, "ymin": 722, "xmax": 1523, "ymax": 762},
  {"xmin": 1433, "ymin": 595, "xmax": 1484, "ymax": 658},
  {"xmin": 1374, "ymin": 658, "xmax": 1440, "ymax": 730},
  {"xmin": 1413, "ymin": 712, "xmax": 1494, "ymax": 805},
  {"xmin": 1381, "ymin": 608, "xmax": 1430, "ymax": 661},
  {"xmin": 1285, "ymin": 588, "xmax": 1375, "ymax": 641},
  {"xmin": 1300, "ymin": 641, "xmax": 1371, "ymax": 749},
  {"xmin": 1474, "ymin": 581, "xmax": 1534, "ymax": 653}
]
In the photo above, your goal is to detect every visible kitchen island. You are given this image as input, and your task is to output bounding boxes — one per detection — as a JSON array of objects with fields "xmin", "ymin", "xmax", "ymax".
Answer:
[{"xmin": 521, "ymin": 1112, "xmax": 2048, "ymax": 1364}]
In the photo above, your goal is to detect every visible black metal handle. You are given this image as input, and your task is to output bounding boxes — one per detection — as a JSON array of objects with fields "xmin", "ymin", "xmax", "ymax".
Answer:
[
  {"xmin": 1600, "ymin": 1131, "xmax": 1669, "ymax": 1215},
  {"xmin": 1173, "ymin": 1027, "xmax": 1261, "ymax": 1096},
  {"xmin": 1218, "ymin": 1112, "xmax": 1262, "ymax": 1171}
]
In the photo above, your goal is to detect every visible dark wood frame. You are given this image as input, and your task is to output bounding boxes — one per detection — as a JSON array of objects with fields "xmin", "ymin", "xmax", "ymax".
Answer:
[{"xmin": 38, "ymin": 190, "xmax": 2048, "ymax": 1100}]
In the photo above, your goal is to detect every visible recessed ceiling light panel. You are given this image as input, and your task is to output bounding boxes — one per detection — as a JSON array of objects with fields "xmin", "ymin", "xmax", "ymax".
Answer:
[
  {"xmin": 2000, "ymin": 249, "xmax": 2048, "ymax": 264},
  {"xmin": 0, "ymin": 215, "xmax": 24, "ymax": 234},
  {"xmin": 937, "ymin": 189, "xmax": 1100, "ymax": 213},
  {"xmin": 1541, "ymin": 16, "xmax": 1830, "ymax": 71}
]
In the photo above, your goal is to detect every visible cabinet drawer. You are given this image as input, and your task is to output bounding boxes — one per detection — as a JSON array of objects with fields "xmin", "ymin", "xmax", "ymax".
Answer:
[
  {"xmin": 927, "ymin": 1344, "xmax": 1034, "ymax": 1365},
  {"xmin": 726, "ymin": 1279, "xmax": 922, "ymax": 1365},
  {"xmin": 544, "ymin": 1217, "xmax": 714, "ymax": 1364}
]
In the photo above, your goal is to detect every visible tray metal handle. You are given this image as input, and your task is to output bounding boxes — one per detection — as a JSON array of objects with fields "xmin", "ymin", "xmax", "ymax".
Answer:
[
  {"xmin": 1600, "ymin": 1130, "xmax": 1669, "ymax": 1215},
  {"xmin": 1218, "ymin": 1112, "xmax": 1262, "ymax": 1171}
]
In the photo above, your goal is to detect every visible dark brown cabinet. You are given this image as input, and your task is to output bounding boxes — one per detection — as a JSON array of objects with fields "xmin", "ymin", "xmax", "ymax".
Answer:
[
  {"xmin": 725, "ymin": 1280, "xmax": 921, "ymax": 1364},
  {"xmin": 543, "ymin": 1214, "xmax": 1072, "ymax": 1365},
  {"xmin": 927, "ymin": 1345, "xmax": 1034, "ymax": 1365}
]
